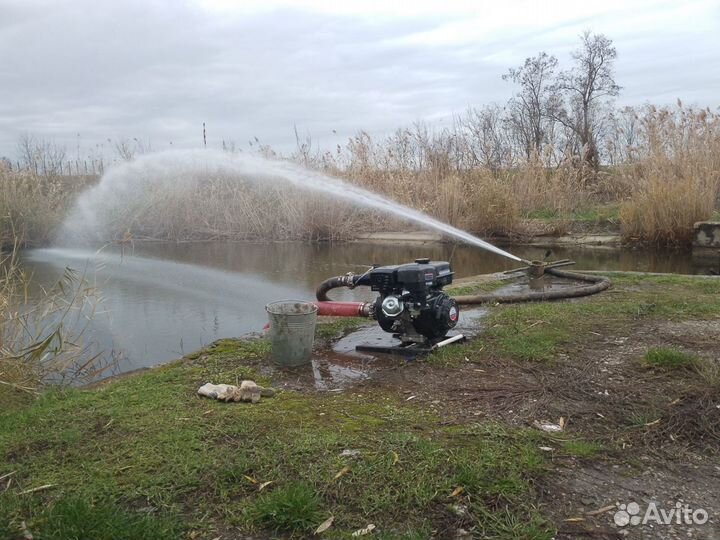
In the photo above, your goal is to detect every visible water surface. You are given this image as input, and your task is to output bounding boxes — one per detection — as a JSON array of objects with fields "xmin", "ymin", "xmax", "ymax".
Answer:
[{"xmin": 22, "ymin": 241, "xmax": 713, "ymax": 376}]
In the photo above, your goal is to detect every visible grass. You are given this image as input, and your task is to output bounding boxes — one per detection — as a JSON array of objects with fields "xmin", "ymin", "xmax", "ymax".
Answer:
[
  {"xmin": 446, "ymin": 278, "xmax": 511, "ymax": 297},
  {"xmin": 432, "ymin": 273, "xmax": 720, "ymax": 364},
  {"xmin": 626, "ymin": 409, "xmax": 662, "ymax": 428},
  {"xmin": 249, "ymin": 482, "xmax": 323, "ymax": 534},
  {"xmin": 1, "ymin": 242, "xmax": 106, "ymax": 402},
  {"xmin": 560, "ymin": 440, "xmax": 603, "ymax": 458},
  {"xmin": 0, "ymin": 171, "xmax": 92, "ymax": 248},
  {"xmin": 314, "ymin": 317, "xmax": 369, "ymax": 340},
  {"xmin": 525, "ymin": 204, "xmax": 619, "ymax": 223},
  {"xmin": 0, "ymin": 336, "xmax": 554, "ymax": 539},
  {"xmin": 1, "ymin": 272, "xmax": 718, "ymax": 537},
  {"xmin": 644, "ymin": 347, "xmax": 698, "ymax": 370},
  {"xmin": 0, "ymin": 496, "xmax": 181, "ymax": 540}
]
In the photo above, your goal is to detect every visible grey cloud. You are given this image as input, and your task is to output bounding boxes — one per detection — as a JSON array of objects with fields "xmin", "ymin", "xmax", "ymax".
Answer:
[{"xmin": 0, "ymin": 0, "xmax": 718, "ymax": 160}]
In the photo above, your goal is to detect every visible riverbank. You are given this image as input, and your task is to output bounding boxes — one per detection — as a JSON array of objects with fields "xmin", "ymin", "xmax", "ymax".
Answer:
[
  {"xmin": 1, "ymin": 272, "xmax": 719, "ymax": 539},
  {"xmin": 354, "ymin": 230, "xmax": 623, "ymax": 248},
  {"xmin": 353, "ymin": 213, "xmax": 624, "ymax": 248}
]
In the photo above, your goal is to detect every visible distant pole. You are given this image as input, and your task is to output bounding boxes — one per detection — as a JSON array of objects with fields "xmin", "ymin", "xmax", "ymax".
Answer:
[{"xmin": 203, "ymin": 122, "xmax": 207, "ymax": 149}]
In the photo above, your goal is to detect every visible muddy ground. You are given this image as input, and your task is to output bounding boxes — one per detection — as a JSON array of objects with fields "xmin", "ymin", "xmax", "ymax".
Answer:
[{"xmin": 250, "ymin": 285, "xmax": 720, "ymax": 540}]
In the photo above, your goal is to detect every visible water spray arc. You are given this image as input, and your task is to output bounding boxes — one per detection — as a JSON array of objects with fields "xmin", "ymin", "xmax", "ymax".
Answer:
[{"xmin": 60, "ymin": 150, "xmax": 522, "ymax": 263}]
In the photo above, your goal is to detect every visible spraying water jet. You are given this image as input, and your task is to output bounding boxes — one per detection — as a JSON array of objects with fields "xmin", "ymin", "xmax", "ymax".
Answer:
[{"xmin": 60, "ymin": 149, "xmax": 522, "ymax": 262}]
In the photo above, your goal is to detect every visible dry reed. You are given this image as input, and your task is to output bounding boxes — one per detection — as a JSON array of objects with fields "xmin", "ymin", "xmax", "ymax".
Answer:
[
  {"xmin": 1, "ymin": 104, "xmax": 717, "ymax": 247},
  {"xmin": 619, "ymin": 104, "xmax": 720, "ymax": 245},
  {"xmin": 0, "ymin": 170, "xmax": 91, "ymax": 247},
  {"xmin": 0, "ymin": 234, "xmax": 106, "ymax": 392}
]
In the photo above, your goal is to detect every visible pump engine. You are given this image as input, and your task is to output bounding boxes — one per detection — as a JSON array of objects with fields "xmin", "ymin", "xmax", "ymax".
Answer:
[{"xmin": 316, "ymin": 258, "xmax": 459, "ymax": 345}]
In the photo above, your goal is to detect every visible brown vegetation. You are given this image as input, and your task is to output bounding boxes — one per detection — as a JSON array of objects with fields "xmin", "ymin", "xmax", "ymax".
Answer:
[
  {"xmin": 618, "ymin": 103, "xmax": 720, "ymax": 246},
  {"xmin": 1, "ymin": 102, "xmax": 718, "ymax": 247},
  {"xmin": 0, "ymin": 237, "xmax": 105, "ymax": 394},
  {"xmin": 0, "ymin": 171, "xmax": 93, "ymax": 247}
]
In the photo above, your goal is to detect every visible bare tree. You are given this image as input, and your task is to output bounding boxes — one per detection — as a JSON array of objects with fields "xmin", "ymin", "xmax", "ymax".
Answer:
[
  {"xmin": 16, "ymin": 134, "xmax": 67, "ymax": 175},
  {"xmin": 463, "ymin": 105, "xmax": 512, "ymax": 172},
  {"xmin": 555, "ymin": 31, "xmax": 620, "ymax": 169},
  {"xmin": 502, "ymin": 52, "xmax": 561, "ymax": 160},
  {"xmin": 114, "ymin": 137, "xmax": 151, "ymax": 161},
  {"xmin": 605, "ymin": 106, "xmax": 639, "ymax": 165}
]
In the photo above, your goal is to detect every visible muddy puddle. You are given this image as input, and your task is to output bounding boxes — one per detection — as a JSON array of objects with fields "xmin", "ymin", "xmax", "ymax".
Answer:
[
  {"xmin": 285, "ymin": 307, "xmax": 488, "ymax": 391},
  {"xmin": 493, "ymin": 273, "xmax": 589, "ymax": 295},
  {"xmin": 287, "ymin": 275, "xmax": 597, "ymax": 391}
]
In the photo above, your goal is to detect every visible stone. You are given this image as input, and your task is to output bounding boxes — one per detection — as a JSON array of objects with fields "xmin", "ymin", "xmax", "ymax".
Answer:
[{"xmin": 693, "ymin": 221, "xmax": 720, "ymax": 248}]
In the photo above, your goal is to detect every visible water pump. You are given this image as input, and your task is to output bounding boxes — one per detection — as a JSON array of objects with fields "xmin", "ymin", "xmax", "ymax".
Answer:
[{"xmin": 315, "ymin": 258, "xmax": 459, "ymax": 346}]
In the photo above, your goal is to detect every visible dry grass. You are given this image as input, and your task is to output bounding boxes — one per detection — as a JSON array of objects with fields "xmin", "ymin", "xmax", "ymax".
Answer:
[
  {"xmin": 0, "ymin": 170, "xmax": 91, "ymax": 247},
  {"xmin": 309, "ymin": 106, "xmax": 717, "ymax": 242},
  {"xmin": 318, "ymin": 133, "xmax": 592, "ymax": 236},
  {"xmin": 0, "ymin": 235, "xmax": 106, "ymax": 394},
  {"xmin": 2, "ymin": 104, "xmax": 718, "ymax": 246},
  {"xmin": 86, "ymin": 174, "xmax": 371, "ymax": 243},
  {"xmin": 619, "ymin": 104, "xmax": 720, "ymax": 246}
]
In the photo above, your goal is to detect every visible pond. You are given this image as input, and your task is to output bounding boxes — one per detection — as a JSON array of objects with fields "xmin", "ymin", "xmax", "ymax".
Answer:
[{"xmin": 21, "ymin": 241, "xmax": 715, "ymax": 376}]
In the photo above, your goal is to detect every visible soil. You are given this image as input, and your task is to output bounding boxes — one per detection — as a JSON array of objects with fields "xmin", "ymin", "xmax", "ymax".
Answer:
[{"xmin": 259, "ymin": 315, "xmax": 720, "ymax": 540}]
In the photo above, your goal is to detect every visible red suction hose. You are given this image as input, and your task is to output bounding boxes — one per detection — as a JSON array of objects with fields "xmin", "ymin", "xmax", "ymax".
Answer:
[{"xmin": 314, "ymin": 301, "xmax": 372, "ymax": 317}]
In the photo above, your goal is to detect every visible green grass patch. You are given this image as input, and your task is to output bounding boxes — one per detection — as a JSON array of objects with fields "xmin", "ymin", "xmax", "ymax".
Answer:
[
  {"xmin": 560, "ymin": 440, "xmax": 602, "ymax": 458},
  {"xmin": 525, "ymin": 208, "xmax": 560, "ymax": 220},
  {"xmin": 0, "ymin": 496, "xmax": 180, "ymax": 540},
  {"xmin": 644, "ymin": 347, "xmax": 697, "ymax": 370},
  {"xmin": 248, "ymin": 482, "xmax": 323, "ymax": 534},
  {"xmin": 0, "ymin": 347, "xmax": 553, "ymax": 539},
  {"xmin": 314, "ymin": 317, "xmax": 368, "ymax": 340},
  {"xmin": 626, "ymin": 409, "xmax": 661, "ymax": 428},
  {"xmin": 483, "ymin": 304, "xmax": 571, "ymax": 361},
  {"xmin": 447, "ymin": 278, "xmax": 511, "ymax": 297},
  {"xmin": 433, "ymin": 273, "xmax": 720, "ymax": 364}
]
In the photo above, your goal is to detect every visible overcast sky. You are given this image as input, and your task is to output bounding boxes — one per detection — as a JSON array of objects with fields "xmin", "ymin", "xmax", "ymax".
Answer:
[{"xmin": 1, "ymin": 0, "xmax": 718, "ymax": 160}]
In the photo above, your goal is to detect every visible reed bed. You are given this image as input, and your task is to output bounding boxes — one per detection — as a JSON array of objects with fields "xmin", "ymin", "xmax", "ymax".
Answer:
[
  {"xmin": 1, "ymin": 103, "xmax": 718, "ymax": 248},
  {"xmin": 0, "ymin": 237, "xmax": 105, "ymax": 394},
  {"xmin": 619, "ymin": 105, "xmax": 720, "ymax": 245},
  {"xmin": 0, "ymin": 170, "xmax": 91, "ymax": 247}
]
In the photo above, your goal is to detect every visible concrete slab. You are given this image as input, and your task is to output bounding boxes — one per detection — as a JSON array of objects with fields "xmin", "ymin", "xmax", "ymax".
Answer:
[{"xmin": 693, "ymin": 221, "xmax": 720, "ymax": 248}]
